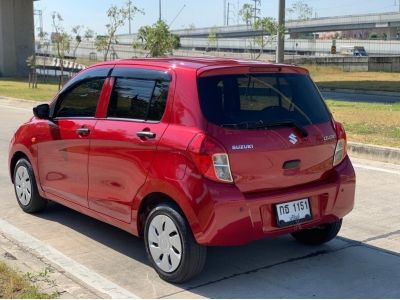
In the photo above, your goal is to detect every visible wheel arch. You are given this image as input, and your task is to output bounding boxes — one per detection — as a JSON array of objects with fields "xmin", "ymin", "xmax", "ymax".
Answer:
[
  {"xmin": 10, "ymin": 151, "xmax": 30, "ymax": 183},
  {"xmin": 137, "ymin": 192, "xmax": 187, "ymax": 238}
]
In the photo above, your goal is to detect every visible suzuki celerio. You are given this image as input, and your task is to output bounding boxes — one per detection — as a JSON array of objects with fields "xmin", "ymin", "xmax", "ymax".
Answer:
[{"xmin": 9, "ymin": 58, "xmax": 355, "ymax": 283}]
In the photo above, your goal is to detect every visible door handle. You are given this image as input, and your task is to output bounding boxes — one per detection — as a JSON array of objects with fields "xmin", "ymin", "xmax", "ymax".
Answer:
[
  {"xmin": 76, "ymin": 127, "xmax": 90, "ymax": 136},
  {"xmin": 136, "ymin": 131, "xmax": 156, "ymax": 139}
]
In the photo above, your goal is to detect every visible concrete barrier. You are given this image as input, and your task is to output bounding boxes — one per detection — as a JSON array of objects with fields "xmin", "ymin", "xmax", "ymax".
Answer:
[
  {"xmin": 369, "ymin": 56, "xmax": 400, "ymax": 72},
  {"xmin": 348, "ymin": 142, "xmax": 400, "ymax": 164},
  {"xmin": 288, "ymin": 56, "xmax": 400, "ymax": 73}
]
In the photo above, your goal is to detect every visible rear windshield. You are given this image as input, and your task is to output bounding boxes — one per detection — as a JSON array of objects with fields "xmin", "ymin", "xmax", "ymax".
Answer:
[{"xmin": 198, "ymin": 73, "xmax": 331, "ymax": 128}]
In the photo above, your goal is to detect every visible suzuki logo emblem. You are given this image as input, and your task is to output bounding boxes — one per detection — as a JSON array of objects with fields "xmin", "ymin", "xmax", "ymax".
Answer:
[{"xmin": 289, "ymin": 133, "xmax": 298, "ymax": 144}]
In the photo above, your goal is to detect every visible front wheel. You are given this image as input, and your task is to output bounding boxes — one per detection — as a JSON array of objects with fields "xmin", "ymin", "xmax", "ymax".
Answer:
[
  {"xmin": 291, "ymin": 219, "xmax": 342, "ymax": 245},
  {"xmin": 13, "ymin": 158, "xmax": 47, "ymax": 213},
  {"xmin": 144, "ymin": 203, "xmax": 206, "ymax": 283}
]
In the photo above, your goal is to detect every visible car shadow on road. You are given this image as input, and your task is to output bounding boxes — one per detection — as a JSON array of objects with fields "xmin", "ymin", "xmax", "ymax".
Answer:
[{"xmin": 38, "ymin": 202, "xmax": 400, "ymax": 299}]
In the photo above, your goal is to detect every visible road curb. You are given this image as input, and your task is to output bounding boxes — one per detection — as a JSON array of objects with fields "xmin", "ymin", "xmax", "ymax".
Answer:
[
  {"xmin": 348, "ymin": 142, "xmax": 400, "ymax": 165},
  {"xmin": 319, "ymin": 87, "xmax": 400, "ymax": 97}
]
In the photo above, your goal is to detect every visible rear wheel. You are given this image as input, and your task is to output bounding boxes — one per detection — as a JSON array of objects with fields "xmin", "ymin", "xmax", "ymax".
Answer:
[
  {"xmin": 144, "ymin": 203, "xmax": 206, "ymax": 283},
  {"xmin": 13, "ymin": 158, "xmax": 47, "ymax": 213},
  {"xmin": 291, "ymin": 219, "xmax": 342, "ymax": 245}
]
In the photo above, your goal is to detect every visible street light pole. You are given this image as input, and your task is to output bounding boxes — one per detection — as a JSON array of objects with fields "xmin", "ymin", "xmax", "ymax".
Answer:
[
  {"xmin": 276, "ymin": 0, "xmax": 285, "ymax": 63},
  {"xmin": 128, "ymin": 0, "xmax": 132, "ymax": 34},
  {"xmin": 159, "ymin": 0, "xmax": 162, "ymax": 21}
]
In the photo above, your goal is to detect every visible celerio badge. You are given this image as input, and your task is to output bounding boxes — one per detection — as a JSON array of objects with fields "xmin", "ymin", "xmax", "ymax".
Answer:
[{"xmin": 289, "ymin": 133, "xmax": 298, "ymax": 145}]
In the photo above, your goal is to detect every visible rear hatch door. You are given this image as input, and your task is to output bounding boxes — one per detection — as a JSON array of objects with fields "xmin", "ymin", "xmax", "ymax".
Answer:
[{"xmin": 198, "ymin": 68, "xmax": 337, "ymax": 193}]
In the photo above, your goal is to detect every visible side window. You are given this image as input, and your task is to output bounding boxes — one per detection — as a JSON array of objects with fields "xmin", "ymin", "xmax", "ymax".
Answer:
[
  {"xmin": 55, "ymin": 78, "xmax": 105, "ymax": 118},
  {"xmin": 147, "ymin": 81, "xmax": 170, "ymax": 121},
  {"xmin": 108, "ymin": 78, "xmax": 169, "ymax": 121}
]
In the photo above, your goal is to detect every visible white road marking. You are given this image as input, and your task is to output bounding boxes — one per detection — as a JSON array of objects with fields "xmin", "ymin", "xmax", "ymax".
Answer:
[
  {"xmin": 0, "ymin": 104, "xmax": 31, "ymax": 112},
  {"xmin": 353, "ymin": 163, "xmax": 400, "ymax": 176},
  {"xmin": 0, "ymin": 218, "xmax": 139, "ymax": 299}
]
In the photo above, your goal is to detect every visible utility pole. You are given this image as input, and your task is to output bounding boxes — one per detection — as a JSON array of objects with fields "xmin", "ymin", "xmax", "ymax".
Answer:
[
  {"xmin": 34, "ymin": 9, "xmax": 43, "ymax": 38},
  {"xmin": 159, "ymin": 0, "xmax": 162, "ymax": 21},
  {"xmin": 251, "ymin": 0, "xmax": 261, "ymax": 25},
  {"xmin": 276, "ymin": 0, "xmax": 285, "ymax": 63},
  {"xmin": 227, "ymin": 2, "xmax": 230, "ymax": 26},
  {"xmin": 128, "ymin": 0, "xmax": 132, "ymax": 34},
  {"xmin": 224, "ymin": 0, "xmax": 227, "ymax": 26}
]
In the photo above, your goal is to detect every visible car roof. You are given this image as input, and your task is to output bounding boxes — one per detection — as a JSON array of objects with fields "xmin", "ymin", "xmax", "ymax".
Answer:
[{"xmin": 92, "ymin": 57, "xmax": 308, "ymax": 73}]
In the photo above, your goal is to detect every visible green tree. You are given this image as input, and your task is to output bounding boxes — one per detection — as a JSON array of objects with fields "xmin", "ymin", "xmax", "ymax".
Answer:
[
  {"xmin": 251, "ymin": 17, "xmax": 283, "ymax": 60},
  {"xmin": 207, "ymin": 26, "xmax": 218, "ymax": 50},
  {"xmin": 84, "ymin": 28, "xmax": 95, "ymax": 41},
  {"xmin": 26, "ymin": 55, "xmax": 37, "ymax": 89},
  {"xmin": 51, "ymin": 12, "xmax": 70, "ymax": 89},
  {"xmin": 71, "ymin": 25, "xmax": 83, "ymax": 63},
  {"xmin": 287, "ymin": 0, "xmax": 313, "ymax": 21},
  {"xmin": 136, "ymin": 20, "xmax": 180, "ymax": 57},
  {"xmin": 97, "ymin": 2, "xmax": 142, "ymax": 61},
  {"xmin": 239, "ymin": 3, "xmax": 253, "ymax": 26}
]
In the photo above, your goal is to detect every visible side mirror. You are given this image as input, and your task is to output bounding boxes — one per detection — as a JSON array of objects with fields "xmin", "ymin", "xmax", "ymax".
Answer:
[{"xmin": 33, "ymin": 104, "xmax": 50, "ymax": 120}]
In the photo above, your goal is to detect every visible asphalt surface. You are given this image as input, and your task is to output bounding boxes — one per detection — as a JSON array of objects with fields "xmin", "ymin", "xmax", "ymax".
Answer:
[
  {"xmin": 0, "ymin": 99, "xmax": 399, "ymax": 298},
  {"xmin": 321, "ymin": 90, "xmax": 400, "ymax": 103}
]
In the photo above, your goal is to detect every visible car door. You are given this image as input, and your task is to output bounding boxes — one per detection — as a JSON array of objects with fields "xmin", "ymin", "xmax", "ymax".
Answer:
[
  {"xmin": 37, "ymin": 68, "xmax": 110, "ymax": 207},
  {"xmin": 87, "ymin": 67, "xmax": 172, "ymax": 222}
]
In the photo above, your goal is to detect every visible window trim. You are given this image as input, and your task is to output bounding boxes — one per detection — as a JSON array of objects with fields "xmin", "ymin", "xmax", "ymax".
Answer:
[{"xmin": 50, "ymin": 66, "xmax": 113, "ymax": 118}]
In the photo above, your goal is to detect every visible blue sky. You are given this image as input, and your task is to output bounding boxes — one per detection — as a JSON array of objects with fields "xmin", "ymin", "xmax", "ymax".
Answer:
[{"xmin": 34, "ymin": 0, "xmax": 400, "ymax": 36}]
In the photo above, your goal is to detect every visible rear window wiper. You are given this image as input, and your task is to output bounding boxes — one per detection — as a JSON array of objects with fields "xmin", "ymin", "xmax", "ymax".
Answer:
[
  {"xmin": 257, "ymin": 120, "xmax": 309, "ymax": 137},
  {"xmin": 221, "ymin": 120, "xmax": 308, "ymax": 137}
]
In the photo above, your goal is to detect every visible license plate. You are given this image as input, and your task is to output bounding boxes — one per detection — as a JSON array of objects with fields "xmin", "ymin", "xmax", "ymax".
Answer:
[{"xmin": 275, "ymin": 198, "xmax": 312, "ymax": 227}]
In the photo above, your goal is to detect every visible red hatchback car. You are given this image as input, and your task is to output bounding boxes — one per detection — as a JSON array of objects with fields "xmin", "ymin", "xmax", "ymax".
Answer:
[{"xmin": 9, "ymin": 58, "xmax": 355, "ymax": 283}]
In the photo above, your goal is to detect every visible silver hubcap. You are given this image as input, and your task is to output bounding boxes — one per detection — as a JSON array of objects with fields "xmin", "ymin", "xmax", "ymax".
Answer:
[
  {"xmin": 15, "ymin": 166, "xmax": 32, "ymax": 206},
  {"xmin": 147, "ymin": 214, "xmax": 182, "ymax": 273}
]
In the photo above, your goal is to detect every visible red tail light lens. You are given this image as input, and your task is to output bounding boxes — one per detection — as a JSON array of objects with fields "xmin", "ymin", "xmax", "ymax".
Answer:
[
  {"xmin": 188, "ymin": 133, "xmax": 233, "ymax": 183},
  {"xmin": 333, "ymin": 121, "xmax": 347, "ymax": 167}
]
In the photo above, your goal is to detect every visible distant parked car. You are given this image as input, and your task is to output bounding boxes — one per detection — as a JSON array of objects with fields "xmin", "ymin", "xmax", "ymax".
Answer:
[
  {"xmin": 9, "ymin": 57, "xmax": 356, "ymax": 283},
  {"xmin": 340, "ymin": 46, "xmax": 368, "ymax": 56}
]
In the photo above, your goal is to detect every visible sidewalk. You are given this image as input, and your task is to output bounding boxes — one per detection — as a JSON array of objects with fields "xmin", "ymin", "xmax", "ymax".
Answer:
[{"xmin": 0, "ymin": 231, "xmax": 102, "ymax": 298}]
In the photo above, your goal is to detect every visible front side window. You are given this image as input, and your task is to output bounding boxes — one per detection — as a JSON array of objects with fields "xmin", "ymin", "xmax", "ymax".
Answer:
[
  {"xmin": 108, "ymin": 77, "xmax": 170, "ymax": 121},
  {"xmin": 55, "ymin": 78, "xmax": 105, "ymax": 118}
]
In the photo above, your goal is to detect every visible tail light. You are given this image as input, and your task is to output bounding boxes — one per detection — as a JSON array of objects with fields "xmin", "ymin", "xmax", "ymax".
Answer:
[
  {"xmin": 333, "ymin": 121, "xmax": 347, "ymax": 167},
  {"xmin": 188, "ymin": 133, "xmax": 233, "ymax": 183}
]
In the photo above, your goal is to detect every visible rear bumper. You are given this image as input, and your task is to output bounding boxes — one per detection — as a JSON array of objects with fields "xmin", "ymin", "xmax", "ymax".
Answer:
[{"xmin": 195, "ymin": 156, "xmax": 355, "ymax": 246}]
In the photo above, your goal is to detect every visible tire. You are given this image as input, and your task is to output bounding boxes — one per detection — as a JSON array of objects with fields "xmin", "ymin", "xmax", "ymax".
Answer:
[
  {"xmin": 291, "ymin": 219, "xmax": 342, "ymax": 246},
  {"xmin": 13, "ymin": 158, "xmax": 47, "ymax": 213},
  {"xmin": 144, "ymin": 203, "xmax": 206, "ymax": 283}
]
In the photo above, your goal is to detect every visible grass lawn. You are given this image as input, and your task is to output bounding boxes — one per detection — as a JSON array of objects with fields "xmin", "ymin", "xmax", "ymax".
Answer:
[
  {"xmin": 304, "ymin": 65, "xmax": 400, "ymax": 93},
  {"xmin": 0, "ymin": 78, "xmax": 59, "ymax": 102},
  {"xmin": 326, "ymin": 100, "xmax": 400, "ymax": 148},
  {"xmin": 0, "ymin": 262, "xmax": 52, "ymax": 299}
]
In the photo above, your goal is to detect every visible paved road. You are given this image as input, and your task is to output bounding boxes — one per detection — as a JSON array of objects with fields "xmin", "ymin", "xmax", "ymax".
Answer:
[
  {"xmin": 321, "ymin": 90, "xmax": 400, "ymax": 103},
  {"xmin": 0, "ymin": 99, "xmax": 399, "ymax": 298}
]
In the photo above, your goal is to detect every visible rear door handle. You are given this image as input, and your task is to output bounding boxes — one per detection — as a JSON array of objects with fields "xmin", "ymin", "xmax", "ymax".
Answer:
[
  {"xmin": 136, "ymin": 131, "xmax": 156, "ymax": 139},
  {"xmin": 76, "ymin": 127, "xmax": 90, "ymax": 136}
]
